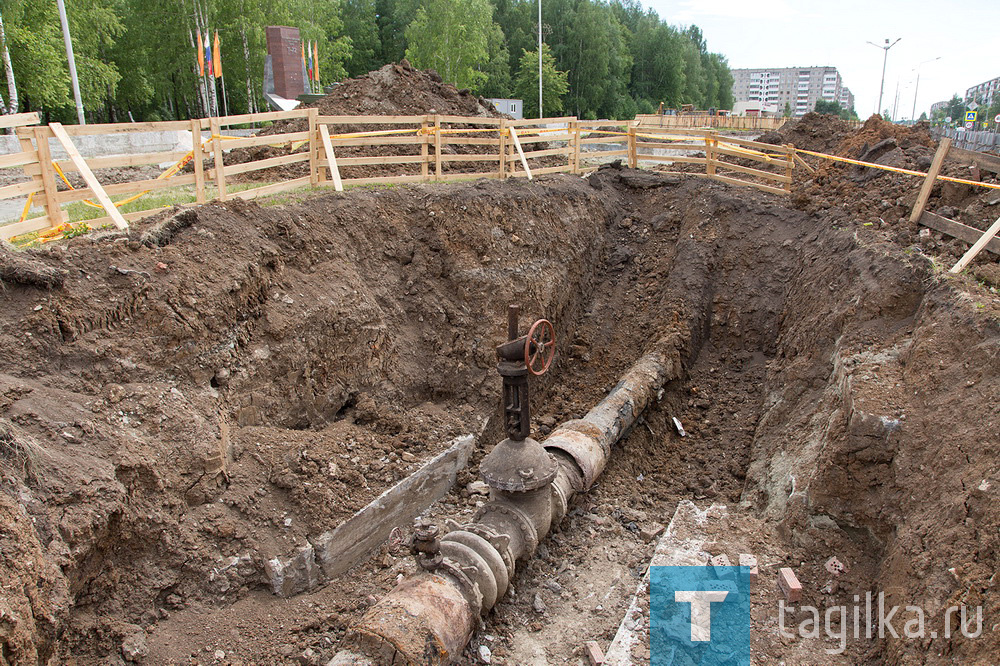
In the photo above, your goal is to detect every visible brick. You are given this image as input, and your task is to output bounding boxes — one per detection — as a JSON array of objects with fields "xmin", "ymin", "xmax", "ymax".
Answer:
[
  {"xmin": 778, "ymin": 567, "xmax": 802, "ymax": 603},
  {"xmin": 710, "ymin": 554, "xmax": 735, "ymax": 580},
  {"xmin": 738, "ymin": 554, "xmax": 758, "ymax": 583},
  {"xmin": 825, "ymin": 556, "xmax": 847, "ymax": 576},
  {"xmin": 584, "ymin": 640, "xmax": 605, "ymax": 665},
  {"xmin": 710, "ymin": 554, "xmax": 731, "ymax": 567},
  {"xmin": 640, "ymin": 522, "xmax": 664, "ymax": 541}
]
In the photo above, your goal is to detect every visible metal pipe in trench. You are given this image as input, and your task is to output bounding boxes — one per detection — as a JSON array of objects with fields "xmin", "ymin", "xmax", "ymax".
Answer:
[{"xmin": 330, "ymin": 350, "xmax": 674, "ymax": 665}]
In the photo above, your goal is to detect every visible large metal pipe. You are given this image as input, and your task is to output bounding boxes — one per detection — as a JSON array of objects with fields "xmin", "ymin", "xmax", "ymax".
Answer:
[{"xmin": 329, "ymin": 350, "xmax": 675, "ymax": 665}]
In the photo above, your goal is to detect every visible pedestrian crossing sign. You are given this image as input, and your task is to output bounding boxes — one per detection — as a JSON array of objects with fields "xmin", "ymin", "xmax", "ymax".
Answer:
[{"xmin": 965, "ymin": 111, "xmax": 977, "ymax": 122}]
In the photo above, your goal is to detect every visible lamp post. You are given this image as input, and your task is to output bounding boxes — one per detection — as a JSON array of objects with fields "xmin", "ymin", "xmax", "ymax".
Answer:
[
  {"xmin": 537, "ymin": 0, "xmax": 542, "ymax": 118},
  {"xmin": 911, "ymin": 56, "xmax": 941, "ymax": 123},
  {"xmin": 867, "ymin": 38, "xmax": 901, "ymax": 117},
  {"xmin": 56, "ymin": 0, "xmax": 85, "ymax": 124}
]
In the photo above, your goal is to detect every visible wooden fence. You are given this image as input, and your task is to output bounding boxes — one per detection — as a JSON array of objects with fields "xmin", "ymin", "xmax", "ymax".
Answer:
[
  {"xmin": 0, "ymin": 109, "xmax": 796, "ymax": 242},
  {"xmin": 635, "ymin": 114, "xmax": 789, "ymax": 131}
]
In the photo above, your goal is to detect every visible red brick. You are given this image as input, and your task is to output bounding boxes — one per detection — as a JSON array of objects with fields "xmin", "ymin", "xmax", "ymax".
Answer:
[
  {"xmin": 778, "ymin": 567, "xmax": 802, "ymax": 602},
  {"xmin": 585, "ymin": 640, "xmax": 605, "ymax": 665}
]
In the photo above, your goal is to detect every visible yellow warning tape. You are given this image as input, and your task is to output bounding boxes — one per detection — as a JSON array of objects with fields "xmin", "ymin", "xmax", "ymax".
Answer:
[{"xmin": 797, "ymin": 148, "xmax": 1000, "ymax": 191}]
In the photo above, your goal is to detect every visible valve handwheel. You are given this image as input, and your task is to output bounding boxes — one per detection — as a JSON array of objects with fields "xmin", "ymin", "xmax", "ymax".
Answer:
[{"xmin": 525, "ymin": 319, "xmax": 556, "ymax": 376}]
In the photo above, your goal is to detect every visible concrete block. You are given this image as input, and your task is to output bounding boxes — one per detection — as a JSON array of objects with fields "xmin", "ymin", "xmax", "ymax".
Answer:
[
  {"xmin": 778, "ymin": 567, "xmax": 802, "ymax": 603},
  {"xmin": 264, "ymin": 543, "xmax": 321, "ymax": 597}
]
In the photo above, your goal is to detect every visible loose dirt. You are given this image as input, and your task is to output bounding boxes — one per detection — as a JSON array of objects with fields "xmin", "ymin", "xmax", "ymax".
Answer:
[
  {"xmin": 0, "ymin": 143, "xmax": 998, "ymax": 665},
  {"xmin": 227, "ymin": 62, "xmax": 509, "ymax": 182}
]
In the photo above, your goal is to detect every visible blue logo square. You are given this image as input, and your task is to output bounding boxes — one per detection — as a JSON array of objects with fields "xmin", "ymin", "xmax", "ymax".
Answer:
[{"xmin": 650, "ymin": 566, "xmax": 752, "ymax": 664}]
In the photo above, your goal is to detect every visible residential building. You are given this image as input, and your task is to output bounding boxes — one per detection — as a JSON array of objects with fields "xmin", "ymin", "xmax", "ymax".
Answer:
[
  {"xmin": 965, "ymin": 76, "xmax": 1000, "ymax": 106},
  {"xmin": 731, "ymin": 67, "xmax": 853, "ymax": 117},
  {"xmin": 929, "ymin": 100, "xmax": 949, "ymax": 116}
]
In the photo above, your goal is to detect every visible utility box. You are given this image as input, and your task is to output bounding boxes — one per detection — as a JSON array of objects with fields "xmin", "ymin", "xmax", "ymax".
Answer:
[{"xmin": 487, "ymin": 98, "xmax": 523, "ymax": 120}]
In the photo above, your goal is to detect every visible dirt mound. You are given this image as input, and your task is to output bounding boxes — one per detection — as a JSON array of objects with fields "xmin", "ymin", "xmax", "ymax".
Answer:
[
  {"xmin": 226, "ymin": 61, "xmax": 506, "ymax": 181},
  {"xmin": 1, "ymin": 168, "xmax": 998, "ymax": 664},
  {"xmin": 759, "ymin": 111, "xmax": 855, "ymax": 153},
  {"xmin": 789, "ymin": 115, "xmax": 1000, "ymax": 270},
  {"xmin": 837, "ymin": 114, "xmax": 934, "ymax": 156},
  {"xmin": 312, "ymin": 59, "xmax": 498, "ymax": 119}
]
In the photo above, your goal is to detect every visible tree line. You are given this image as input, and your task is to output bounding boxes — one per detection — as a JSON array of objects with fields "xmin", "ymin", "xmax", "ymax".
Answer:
[{"xmin": 0, "ymin": 0, "xmax": 734, "ymax": 123}]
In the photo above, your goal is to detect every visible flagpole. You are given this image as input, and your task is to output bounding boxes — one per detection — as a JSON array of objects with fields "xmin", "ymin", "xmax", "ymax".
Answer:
[{"xmin": 221, "ymin": 73, "xmax": 229, "ymax": 117}]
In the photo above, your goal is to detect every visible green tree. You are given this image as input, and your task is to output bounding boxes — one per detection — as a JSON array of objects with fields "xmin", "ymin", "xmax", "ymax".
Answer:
[
  {"xmin": 783, "ymin": 102, "xmax": 792, "ymax": 117},
  {"xmin": 404, "ymin": 0, "xmax": 498, "ymax": 90},
  {"xmin": 342, "ymin": 0, "xmax": 379, "ymax": 77},
  {"xmin": 814, "ymin": 99, "xmax": 843, "ymax": 116},
  {"xmin": 513, "ymin": 43, "xmax": 567, "ymax": 117},
  {"xmin": 477, "ymin": 21, "xmax": 511, "ymax": 98}
]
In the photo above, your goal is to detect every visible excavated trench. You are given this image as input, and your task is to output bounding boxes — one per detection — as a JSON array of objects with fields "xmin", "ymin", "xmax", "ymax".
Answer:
[{"xmin": 0, "ymin": 166, "xmax": 997, "ymax": 665}]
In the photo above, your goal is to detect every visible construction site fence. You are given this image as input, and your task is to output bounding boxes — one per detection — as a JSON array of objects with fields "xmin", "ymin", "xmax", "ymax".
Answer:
[
  {"xmin": 1, "ymin": 109, "xmax": 802, "ymax": 241},
  {"xmin": 932, "ymin": 126, "xmax": 1000, "ymax": 154},
  {"xmin": 634, "ymin": 114, "xmax": 863, "ymax": 131}
]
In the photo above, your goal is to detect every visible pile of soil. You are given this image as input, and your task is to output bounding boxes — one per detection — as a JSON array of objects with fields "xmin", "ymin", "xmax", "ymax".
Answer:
[
  {"xmin": 759, "ymin": 111, "xmax": 856, "ymax": 153},
  {"xmin": 775, "ymin": 116, "xmax": 1000, "ymax": 285},
  {"xmin": 227, "ymin": 61, "xmax": 510, "ymax": 181},
  {"xmin": 1, "ymin": 166, "xmax": 998, "ymax": 664}
]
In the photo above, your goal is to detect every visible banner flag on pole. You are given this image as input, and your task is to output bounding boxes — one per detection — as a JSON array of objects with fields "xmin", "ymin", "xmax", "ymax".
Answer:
[
  {"xmin": 213, "ymin": 31, "xmax": 222, "ymax": 78},
  {"xmin": 205, "ymin": 32, "xmax": 213, "ymax": 77},
  {"xmin": 313, "ymin": 41, "xmax": 320, "ymax": 81},
  {"xmin": 196, "ymin": 31, "xmax": 205, "ymax": 76},
  {"xmin": 307, "ymin": 40, "xmax": 314, "ymax": 82}
]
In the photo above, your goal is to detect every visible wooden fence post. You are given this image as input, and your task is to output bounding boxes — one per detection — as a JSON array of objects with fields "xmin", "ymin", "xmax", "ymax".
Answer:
[
  {"xmin": 784, "ymin": 143, "xmax": 795, "ymax": 193},
  {"xmin": 307, "ymin": 108, "xmax": 319, "ymax": 187},
  {"xmin": 705, "ymin": 131, "xmax": 717, "ymax": 177},
  {"xmin": 27, "ymin": 127, "xmax": 65, "ymax": 227},
  {"xmin": 498, "ymin": 118, "xmax": 507, "ymax": 180},
  {"xmin": 628, "ymin": 125, "xmax": 637, "ymax": 168},
  {"xmin": 190, "ymin": 119, "xmax": 206, "ymax": 204},
  {"xmin": 49, "ymin": 123, "xmax": 129, "ymax": 230},
  {"xmin": 433, "ymin": 114, "xmax": 442, "ymax": 180},
  {"xmin": 909, "ymin": 137, "xmax": 951, "ymax": 223},
  {"xmin": 950, "ymin": 215, "xmax": 1000, "ymax": 273},
  {"xmin": 571, "ymin": 119, "xmax": 580, "ymax": 174},
  {"xmin": 508, "ymin": 127, "xmax": 532, "ymax": 180},
  {"xmin": 209, "ymin": 116, "xmax": 227, "ymax": 201},
  {"xmin": 421, "ymin": 116, "xmax": 430, "ymax": 181},
  {"xmin": 318, "ymin": 124, "xmax": 343, "ymax": 192}
]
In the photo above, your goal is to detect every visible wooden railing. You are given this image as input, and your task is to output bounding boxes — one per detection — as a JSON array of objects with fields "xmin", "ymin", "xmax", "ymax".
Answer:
[
  {"xmin": 635, "ymin": 114, "xmax": 790, "ymax": 130},
  {"xmin": 1, "ymin": 109, "xmax": 798, "ymax": 242}
]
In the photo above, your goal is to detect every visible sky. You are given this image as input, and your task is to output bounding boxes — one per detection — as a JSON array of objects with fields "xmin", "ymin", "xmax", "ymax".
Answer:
[{"xmin": 641, "ymin": 0, "xmax": 1000, "ymax": 119}]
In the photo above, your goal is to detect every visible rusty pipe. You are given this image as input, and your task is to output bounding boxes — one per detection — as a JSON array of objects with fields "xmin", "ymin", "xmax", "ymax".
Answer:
[{"xmin": 330, "ymin": 351, "xmax": 674, "ymax": 665}]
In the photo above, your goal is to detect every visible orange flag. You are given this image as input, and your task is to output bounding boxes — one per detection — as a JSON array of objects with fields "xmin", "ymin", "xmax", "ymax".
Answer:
[
  {"xmin": 313, "ymin": 41, "xmax": 319, "ymax": 81},
  {"xmin": 196, "ymin": 31, "xmax": 205, "ymax": 76},
  {"xmin": 213, "ymin": 31, "xmax": 222, "ymax": 78}
]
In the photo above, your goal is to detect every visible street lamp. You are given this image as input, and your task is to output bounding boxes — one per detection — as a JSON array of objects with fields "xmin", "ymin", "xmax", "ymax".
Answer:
[
  {"xmin": 537, "ymin": 0, "xmax": 542, "ymax": 118},
  {"xmin": 911, "ymin": 56, "xmax": 941, "ymax": 123},
  {"xmin": 867, "ymin": 38, "xmax": 901, "ymax": 117},
  {"xmin": 56, "ymin": 0, "xmax": 85, "ymax": 124}
]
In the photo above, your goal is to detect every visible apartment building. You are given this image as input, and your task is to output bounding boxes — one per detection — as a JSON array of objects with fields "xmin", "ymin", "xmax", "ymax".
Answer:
[
  {"xmin": 731, "ymin": 66, "xmax": 852, "ymax": 116},
  {"xmin": 965, "ymin": 76, "xmax": 1000, "ymax": 106}
]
